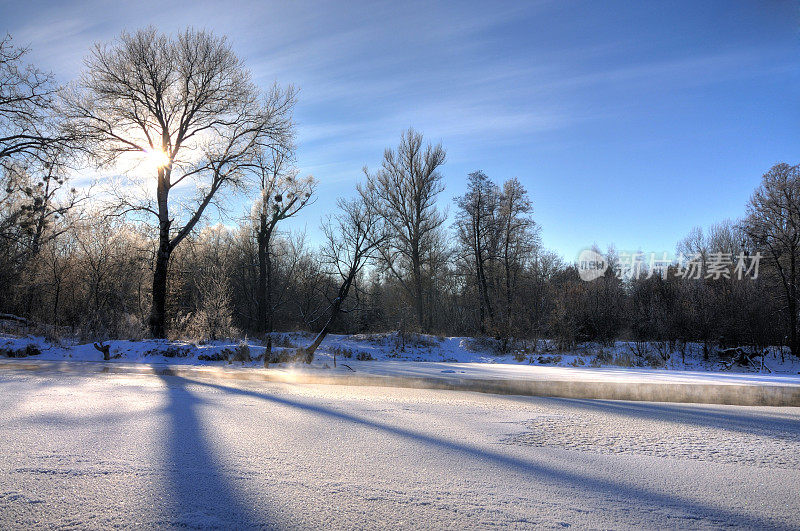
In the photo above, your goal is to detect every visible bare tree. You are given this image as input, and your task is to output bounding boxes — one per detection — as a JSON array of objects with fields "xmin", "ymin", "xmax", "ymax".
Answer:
[
  {"xmin": 0, "ymin": 35, "xmax": 82, "ymax": 296},
  {"xmin": 182, "ymin": 224, "xmax": 239, "ymax": 341},
  {"xmin": 302, "ymin": 194, "xmax": 387, "ymax": 364},
  {"xmin": 2, "ymin": 154, "xmax": 82, "ymax": 256},
  {"xmin": 252, "ymin": 147, "xmax": 315, "ymax": 351},
  {"xmin": 744, "ymin": 163, "xmax": 800, "ymax": 356},
  {"xmin": 498, "ymin": 177, "xmax": 539, "ymax": 344},
  {"xmin": 362, "ymin": 128, "xmax": 446, "ymax": 332},
  {"xmin": 454, "ymin": 170, "xmax": 500, "ymax": 334},
  {"xmin": 64, "ymin": 27, "xmax": 295, "ymax": 337},
  {"xmin": 0, "ymin": 34, "xmax": 69, "ymax": 166}
]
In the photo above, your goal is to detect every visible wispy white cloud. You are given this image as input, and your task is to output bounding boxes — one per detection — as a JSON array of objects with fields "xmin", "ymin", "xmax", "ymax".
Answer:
[{"xmin": 4, "ymin": 0, "xmax": 796, "ymax": 257}]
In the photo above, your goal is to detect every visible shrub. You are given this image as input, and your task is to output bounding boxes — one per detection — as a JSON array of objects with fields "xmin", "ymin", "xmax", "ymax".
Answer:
[
  {"xmin": 331, "ymin": 346, "xmax": 354, "ymax": 359},
  {"xmin": 356, "ymin": 352, "xmax": 374, "ymax": 361},
  {"xmin": 463, "ymin": 336, "xmax": 503, "ymax": 354},
  {"xmin": 626, "ymin": 341, "xmax": 650, "ymax": 361},
  {"xmin": 170, "ymin": 305, "xmax": 239, "ymax": 343},
  {"xmin": 198, "ymin": 352, "xmax": 227, "ymax": 362},
  {"xmin": 0, "ymin": 344, "xmax": 41, "ymax": 358},
  {"xmin": 536, "ymin": 355, "xmax": 562, "ymax": 365},
  {"xmin": 117, "ymin": 313, "xmax": 147, "ymax": 341},
  {"xmin": 231, "ymin": 341, "xmax": 250, "ymax": 362},
  {"xmin": 593, "ymin": 350, "xmax": 613, "ymax": 365},
  {"xmin": 147, "ymin": 345, "xmax": 190, "ymax": 358},
  {"xmin": 268, "ymin": 348, "xmax": 304, "ymax": 364},
  {"xmin": 611, "ymin": 353, "xmax": 634, "ymax": 367},
  {"xmin": 269, "ymin": 335, "xmax": 296, "ymax": 348}
]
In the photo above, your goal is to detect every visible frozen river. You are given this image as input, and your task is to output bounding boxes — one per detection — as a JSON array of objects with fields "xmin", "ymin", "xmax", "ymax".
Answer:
[{"xmin": 1, "ymin": 368, "xmax": 799, "ymax": 529}]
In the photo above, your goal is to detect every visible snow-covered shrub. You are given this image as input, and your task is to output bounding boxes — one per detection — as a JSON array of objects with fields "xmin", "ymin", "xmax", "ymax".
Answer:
[
  {"xmin": 172, "ymin": 308, "xmax": 239, "ymax": 343},
  {"xmin": 231, "ymin": 341, "xmax": 250, "ymax": 362},
  {"xmin": 403, "ymin": 333, "xmax": 441, "ymax": 349},
  {"xmin": 0, "ymin": 344, "xmax": 41, "ymax": 358},
  {"xmin": 146, "ymin": 345, "xmax": 190, "ymax": 358},
  {"xmin": 268, "ymin": 334, "xmax": 296, "ymax": 348},
  {"xmin": 463, "ymin": 336, "xmax": 504, "ymax": 354},
  {"xmin": 645, "ymin": 353, "xmax": 666, "ymax": 368},
  {"xmin": 626, "ymin": 340, "xmax": 650, "ymax": 362},
  {"xmin": 198, "ymin": 352, "xmax": 226, "ymax": 362},
  {"xmin": 116, "ymin": 313, "xmax": 147, "ymax": 341},
  {"xmin": 611, "ymin": 352, "xmax": 634, "ymax": 367},
  {"xmin": 267, "ymin": 348, "xmax": 303, "ymax": 364},
  {"xmin": 536, "ymin": 355, "xmax": 562, "ymax": 364},
  {"xmin": 331, "ymin": 346, "xmax": 354, "ymax": 359},
  {"xmin": 592, "ymin": 350, "xmax": 613, "ymax": 365},
  {"xmin": 353, "ymin": 332, "xmax": 393, "ymax": 344},
  {"xmin": 173, "ymin": 248, "xmax": 239, "ymax": 342},
  {"xmin": 392, "ymin": 329, "xmax": 443, "ymax": 352}
]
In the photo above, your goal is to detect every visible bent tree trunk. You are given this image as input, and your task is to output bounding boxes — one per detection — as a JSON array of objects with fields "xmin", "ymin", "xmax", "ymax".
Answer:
[
  {"xmin": 303, "ymin": 270, "xmax": 356, "ymax": 364},
  {"xmin": 302, "ymin": 300, "xmax": 342, "ymax": 364}
]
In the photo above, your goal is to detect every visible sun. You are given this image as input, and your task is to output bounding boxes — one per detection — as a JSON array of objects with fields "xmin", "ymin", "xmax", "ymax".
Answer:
[{"xmin": 142, "ymin": 147, "xmax": 170, "ymax": 171}]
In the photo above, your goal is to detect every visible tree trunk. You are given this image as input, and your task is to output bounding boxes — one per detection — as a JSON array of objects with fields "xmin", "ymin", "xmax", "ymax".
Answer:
[
  {"xmin": 257, "ymin": 216, "xmax": 276, "ymax": 367},
  {"xmin": 477, "ymin": 269, "xmax": 485, "ymax": 334},
  {"xmin": 412, "ymin": 246, "xmax": 425, "ymax": 332},
  {"xmin": 304, "ymin": 271, "xmax": 356, "ymax": 363},
  {"xmin": 477, "ymin": 256, "xmax": 494, "ymax": 333},
  {"xmin": 504, "ymin": 256, "xmax": 512, "ymax": 350},
  {"xmin": 149, "ymin": 169, "xmax": 171, "ymax": 339},
  {"xmin": 789, "ymin": 252, "xmax": 798, "ymax": 358},
  {"xmin": 149, "ymin": 243, "xmax": 170, "ymax": 338},
  {"xmin": 256, "ymin": 214, "xmax": 267, "ymax": 333},
  {"xmin": 265, "ymin": 238, "xmax": 274, "ymax": 335},
  {"xmin": 302, "ymin": 302, "xmax": 341, "ymax": 364}
]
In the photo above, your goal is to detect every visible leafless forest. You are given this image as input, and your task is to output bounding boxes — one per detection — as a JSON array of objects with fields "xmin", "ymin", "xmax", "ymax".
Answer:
[{"xmin": 1, "ymin": 28, "xmax": 798, "ymax": 362}]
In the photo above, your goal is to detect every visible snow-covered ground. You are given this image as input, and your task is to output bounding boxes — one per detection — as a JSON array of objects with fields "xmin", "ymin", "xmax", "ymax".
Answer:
[
  {"xmin": 3, "ymin": 331, "xmax": 800, "ymax": 408},
  {"xmin": 1, "ymin": 369, "xmax": 799, "ymax": 528},
  {"xmin": 2, "ymin": 330, "xmax": 799, "ymax": 375}
]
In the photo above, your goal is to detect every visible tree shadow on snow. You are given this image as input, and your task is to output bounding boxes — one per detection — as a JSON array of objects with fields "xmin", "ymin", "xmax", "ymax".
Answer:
[
  {"xmin": 173, "ymin": 376, "xmax": 788, "ymax": 529},
  {"xmin": 156, "ymin": 374, "xmax": 280, "ymax": 529},
  {"xmin": 534, "ymin": 397, "xmax": 800, "ymax": 441}
]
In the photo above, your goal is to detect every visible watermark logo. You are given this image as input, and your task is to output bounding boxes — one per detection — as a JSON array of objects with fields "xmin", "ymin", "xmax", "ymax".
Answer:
[
  {"xmin": 576, "ymin": 248, "xmax": 762, "ymax": 282},
  {"xmin": 577, "ymin": 249, "xmax": 608, "ymax": 281}
]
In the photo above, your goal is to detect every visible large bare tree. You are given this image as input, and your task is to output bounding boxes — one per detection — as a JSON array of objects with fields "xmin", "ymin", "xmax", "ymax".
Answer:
[
  {"xmin": 744, "ymin": 163, "xmax": 800, "ymax": 356},
  {"xmin": 361, "ymin": 128, "xmax": 446, "ymax": 332},
  {"xmin": 64, "ymin": 28, "xmax": 295, "ymax": 337}
]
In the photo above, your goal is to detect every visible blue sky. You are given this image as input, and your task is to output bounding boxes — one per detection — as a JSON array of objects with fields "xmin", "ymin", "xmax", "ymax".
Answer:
[{"xmin": 3, "ymin": 0, "xmax": 798, "ymax": 260}]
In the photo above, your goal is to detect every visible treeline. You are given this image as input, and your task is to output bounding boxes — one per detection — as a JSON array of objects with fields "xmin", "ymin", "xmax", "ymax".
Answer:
[{"xmin": 1, "ymin": 29, "xmax": 798, "ymax": 360}]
